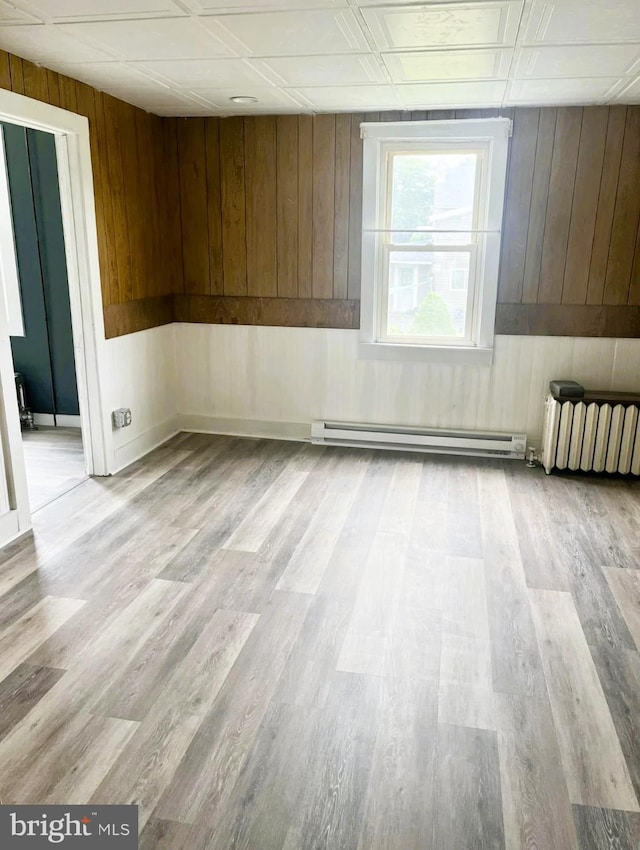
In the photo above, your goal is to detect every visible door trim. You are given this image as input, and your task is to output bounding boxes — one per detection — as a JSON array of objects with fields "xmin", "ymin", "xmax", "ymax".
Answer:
[{"xmin": 0, "ymin": 88, "xmax": 113, "ymax": 541}]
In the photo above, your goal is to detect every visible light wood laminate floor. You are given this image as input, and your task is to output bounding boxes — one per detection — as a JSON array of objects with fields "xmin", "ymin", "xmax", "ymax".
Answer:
[
  {"xmin": 0, "ymin": 433, "xmax": 639, "ymax": 849},
  {"xmin": 22, "ymin": 426, "xmax": 86, "ymax": 511}
]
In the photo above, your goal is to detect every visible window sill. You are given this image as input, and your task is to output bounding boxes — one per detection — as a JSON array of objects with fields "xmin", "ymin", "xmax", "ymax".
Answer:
[{"xmin": 358, "ymin": 341, "xmax": 494, "ymax": 365}]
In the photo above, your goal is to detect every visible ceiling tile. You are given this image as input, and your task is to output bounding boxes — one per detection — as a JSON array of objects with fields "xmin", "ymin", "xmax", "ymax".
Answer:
[
  {"xmin": 8, "ymin": 0, "xmax": 187, "ymax": 22},
  {"xmin": 292, "ymin": 84, "xmax": 402, "ymax": 110},
  {"xmin": 250, "ymin": 53, "xmax": 384, "ymax": 86},
  {"xmin": 207, "ymin": 9, "xmax": 370, "ymax": 55},
  {"xmin": 515, "ymin": 45, "xmax": 640, "ymax": 78},
  {"xmin": 110, "ymin": 95, "xmax": 214, "ymax": 113},
  {"xmin": 523, "ymin": 0, "xmax": 640, "ymax": 45},
  {"xmin": 43, "ymin": 60, "xmax": 169, "ymax": 90},
  {"xmin": 107, "ymin": 86, "xmax": 206, "ymax": 107},
  {"xmin": 0, "ymin": 23, "xmax": 114, "ymax": 63},
  {"xmin": 397, "ymin": 79, "xmax": 507, "ymax": 107},
  {"xmin": 507, "ymin": 77, "xmax": 623, "ymax": 105},
  {"xmin": 183, "ymin": 0, "xmax": 347, "ymax": 9},
  {"xmin": 140, "ymin": 57, "xmax": 271, "ymax": 87},
  {"xmin": 384, "ymin": 48, "xmax": 512, "ymax": 82},
  {"xmin": 58, "ymin": 17, "xmax": 234, "ymax": 61},
  {"xmin": 362, "ymin": 2, "xmax": 523, "ymax": 51},
  {"xmin": 0, "ymin": 4, "xmax": 40, "ymax": 24},
  {"xmin": 615, "ymin": 76, "xmax": 640, "ymax": 102},
  {"xmin": 190, "ymin": 86, "xmax": 305, "ymax": 111}
]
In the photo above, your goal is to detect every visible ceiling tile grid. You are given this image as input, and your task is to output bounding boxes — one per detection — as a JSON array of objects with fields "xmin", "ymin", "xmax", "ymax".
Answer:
[{"xmin": 0, "ymin": 0, "xmax": 638, "ymax": 115}]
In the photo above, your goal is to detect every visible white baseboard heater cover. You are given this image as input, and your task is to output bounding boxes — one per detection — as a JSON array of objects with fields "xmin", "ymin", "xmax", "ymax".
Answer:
[
  {"xmin": 311, "ymin": 421, "xmax": 527, "ymax": 460},
  {"xmin": 542, "ymin": 392, "xmax": 640, "ymax": 475}
]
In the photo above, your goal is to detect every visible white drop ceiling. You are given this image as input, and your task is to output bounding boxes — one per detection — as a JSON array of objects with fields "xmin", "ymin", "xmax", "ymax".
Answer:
[{"xmin": 1, "ymin": 0, "xmax": 640, "ymax": 116}]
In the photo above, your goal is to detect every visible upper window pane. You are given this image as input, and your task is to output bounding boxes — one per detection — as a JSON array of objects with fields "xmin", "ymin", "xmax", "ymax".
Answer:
[{"xmin": 389, "ymin": 152, "xmax": 478, "ymax": 245}]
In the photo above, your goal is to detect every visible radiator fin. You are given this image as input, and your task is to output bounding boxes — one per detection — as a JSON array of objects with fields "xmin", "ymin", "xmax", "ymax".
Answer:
[
  {"xmin": 618, "ymin": 405, "xmax": 638, "ymax": 475},
  {"xmin": 580, "ymin": 403, "xmax": 599, "ymax": 472},
  {"xmin": 542, "ymin": 394, "xmax": 640, "ymax": 475}
]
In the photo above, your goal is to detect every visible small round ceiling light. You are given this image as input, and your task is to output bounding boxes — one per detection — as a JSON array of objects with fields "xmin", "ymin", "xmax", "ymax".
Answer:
[{"xmin": 229, "ymin": 95, "xmax": 259, "ymax": 104}]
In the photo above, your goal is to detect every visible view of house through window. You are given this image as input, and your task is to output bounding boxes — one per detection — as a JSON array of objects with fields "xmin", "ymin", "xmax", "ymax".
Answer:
[{"xmin": 383, "ymin": 149, "xmax": 480, "ymax": 343}]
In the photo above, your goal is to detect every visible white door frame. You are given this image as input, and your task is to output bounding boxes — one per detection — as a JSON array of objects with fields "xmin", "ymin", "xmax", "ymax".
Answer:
[{"xmin": 0, "ymin": 88, "xmax": 113, "ymax": 541}]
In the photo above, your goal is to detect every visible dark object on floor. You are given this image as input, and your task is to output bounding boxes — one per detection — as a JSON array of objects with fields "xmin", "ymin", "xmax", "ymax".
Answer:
[{"xmin": 14, "ymin": 372, "xmax": 36, "ymax": 431}]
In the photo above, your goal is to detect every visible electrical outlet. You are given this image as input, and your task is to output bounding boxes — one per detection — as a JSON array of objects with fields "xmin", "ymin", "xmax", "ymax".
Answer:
[{"xmin": 112, "ymin": 407, "xmax": 132, "ymax": 429}]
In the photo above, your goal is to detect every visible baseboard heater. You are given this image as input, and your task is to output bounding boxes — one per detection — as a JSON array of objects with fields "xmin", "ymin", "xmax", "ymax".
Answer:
[
  {"xmin": 311, "ymin": 421, "xmax": 527, "ymax": 460},
  {"xmin": 542, "ymin": 391, "xmax": 640, "ymax": 475}
]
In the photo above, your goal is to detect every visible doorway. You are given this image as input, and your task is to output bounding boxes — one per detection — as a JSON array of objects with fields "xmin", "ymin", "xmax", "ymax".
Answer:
[
  {"xmin": 1, "ymin": 121, "xmax": 87, "ymax": 511},
  {"xmin": 0, "ymin": 87, "xmax": 113, "ymax": 547}
]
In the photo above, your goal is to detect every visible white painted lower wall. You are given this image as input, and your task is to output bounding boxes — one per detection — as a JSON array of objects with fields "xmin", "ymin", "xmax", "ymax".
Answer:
[
  {"xmin": 173, "ymin": 324, "xmax": 640, "ymax": 445},
  {"xmin": 104, "ymin": 323, "xmax": 178, "ymax": 472}
]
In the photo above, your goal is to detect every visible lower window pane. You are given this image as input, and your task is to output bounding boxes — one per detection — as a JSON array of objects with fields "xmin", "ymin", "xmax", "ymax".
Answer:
[{"xmin": 386, "ymin": 251, "xmax": 470, "ymax": 339}]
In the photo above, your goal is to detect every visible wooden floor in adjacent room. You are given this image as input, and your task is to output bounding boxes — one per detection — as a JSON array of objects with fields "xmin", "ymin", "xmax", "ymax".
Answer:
[
  {"xmin": 0, "ymin": 433, "xmax": 639, "ymax": 849},
  {"xmin": 22, "ymin": 426, "xmax": 86, "ymax": 511}
]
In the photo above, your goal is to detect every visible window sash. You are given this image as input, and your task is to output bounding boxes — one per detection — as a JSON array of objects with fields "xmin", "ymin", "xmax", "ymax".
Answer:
[
  {"xmin": 376, "ymin": 142, "xmax": 487, "ymax": 347},
  {"xmin": 378, "ymin": 242, "xmax": 479, "ymax": 345},
  {"xmin": 359, "ymin": 118, "xmax": 512, "ymax": 361}
]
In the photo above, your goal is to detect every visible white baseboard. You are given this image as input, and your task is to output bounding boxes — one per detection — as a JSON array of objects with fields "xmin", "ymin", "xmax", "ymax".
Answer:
[
  {"xmin": 0, "ymin": 509, "xmax": 23, "ymax": 550},
  {"xmin": 176, "ymin": 414, "xmax": 309, "ymax": 443},
  {"xmin": 33, "ymin": 413, "xmax": 81, "ymax": 428},
  {"xmin": 112, "ymin": 415, "xmax": 180, "ymax": 473}
]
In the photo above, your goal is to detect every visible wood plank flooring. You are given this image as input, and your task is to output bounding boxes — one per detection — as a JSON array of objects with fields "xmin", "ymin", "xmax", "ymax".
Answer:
[
  {"xmin": 22, "ymin": 426, "xmax": 86, "ymax": 511},
  {"xmin": 0, "ymin": 433, "xmax": 639, "ymax": 849}
]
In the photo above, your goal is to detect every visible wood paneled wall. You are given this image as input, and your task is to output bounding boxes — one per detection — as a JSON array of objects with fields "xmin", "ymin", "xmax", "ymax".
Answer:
[
  {"xmin": 496, "ymin": 105, "xmax": 640, "ymax": 336},
  {"xmin": 172, "ymin": 113, "xmax": 364, "ymax": 328},
  {"xmin": 174, "ymin": 106, "xmax": 640, "ymax": 337},
  {"xmin": 2, "ymin": 47, "xmax": 640, "ymax": 341},
  {"xmin": 0, "ymin": 51, "xmax": 179, "ymax": 338}
]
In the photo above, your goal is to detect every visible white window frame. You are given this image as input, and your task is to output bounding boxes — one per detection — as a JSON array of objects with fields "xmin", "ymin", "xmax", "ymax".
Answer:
[{"xmin": 359, "ymin": 118, "xmax": 511, "ymax": 365}]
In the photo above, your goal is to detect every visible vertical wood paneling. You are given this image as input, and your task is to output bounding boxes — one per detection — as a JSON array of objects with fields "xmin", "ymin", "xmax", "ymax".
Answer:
[
  {"xmin": 119, "ymin": 100, "xmax": 142, "ymax": 301},
  {"xmin": 562, "ymin": 107, "xmax": 609, "ymax": 305},
  {"xmin": 276, "ymin": 115, "xmax": 298, "ymax": 298},
  {"xmin": 58, "ymin": 74, "xmax": 78, "ymax": 113},
  {"xmin": 0, "ymin": 52, "xmax": 10, "ymax": 89},
  {"xmin": 159, "ymin": 119, "xmax": 183, "ymax": 298},
  {"xmin": 220, "ymin": 117, "xmax": 247, "ymax": 297},
  {"xmin": 92, "ymin": 92, "xmax": 118, "ymax": 306},
  {"xmin": 538, "ymin": 107, "xmax": 583, "ymax": 304},
  {"xmin": 522, "ymin": 108, "xmax": 557, "ymax": 304},
  {"xmin": 22, "ymin": 61, "xmax": 48, "ymax": 103},
  {"xmin": 603, "ymin": 108, "xmax": 640, "ymax": 305},
  {"xmin": 0, "ymin": 49, "xmax": 178, "ymax": 335},
  {"xmin": 170, "ymin": 105, "xmax": 640, "ymax": 336},
  {"xmin": 587, "ymin": 107, "xmax": 627, "ymax": 306},
  {"xmin": 347, "ymin": 113, "xmax": 364, "ymax": 302},
  {"xmin": 9, "ymin": 55, "xmax": 24, "ymax": 94},
  {"xmin": 205, "ymin": 119, "xmax": 223, "ymax": 296},
  {"xmin": 45, "ymin": 70, "xmax": 60, "ymax": 107},
  {"xmin": 76, "ymin": 83, "xmax": 111, "ymax": 307},
  {"xmin": 498, "ymin": 108, "xmax": 540, "ymax": 303},
  {"xmin": 333, "ymin": 114, "xmax": 351, "ymax": 301},
  {"xmin": 103, "ymin": 94, "xmax": 132, "ymax": 304},
  {"xmin": 177, "ymin": 119, "xmax": 209, "ymax": 296},
  {"xmin": 2, "ymin": 45, "xmax": 639, "ymax": 342},
  {"xmin": 312, "ymin": 114, "xmax": 336, "ymax": 299},
  {"xmin": 297, "ymin": 115, "xmax": 313, "ymax": 300},
  {"xmin": 244, "ymin": 116, "xmax": 277, "ymax": 297},
  {"xmin": 135, "ymin": 110, "xmax": 155, "ymax": 300},
  {"xmin": 629, "ymin": 218, "xmax": 640, "ymax": 306}
]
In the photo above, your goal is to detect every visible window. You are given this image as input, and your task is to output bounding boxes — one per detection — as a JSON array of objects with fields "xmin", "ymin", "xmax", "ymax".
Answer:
[{"xmin": 359, "ymin": 119, "xmax": 511, "ymax": 364}]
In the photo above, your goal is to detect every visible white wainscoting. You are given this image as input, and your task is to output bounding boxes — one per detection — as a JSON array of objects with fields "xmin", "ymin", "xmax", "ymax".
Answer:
[
  {"xmin": 173, "ymin": 324, "xmax": 640, "ymax": 445},
  {"xmin": 105, "ymin": 323, "xmax": 178, "ymax": 472}
]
